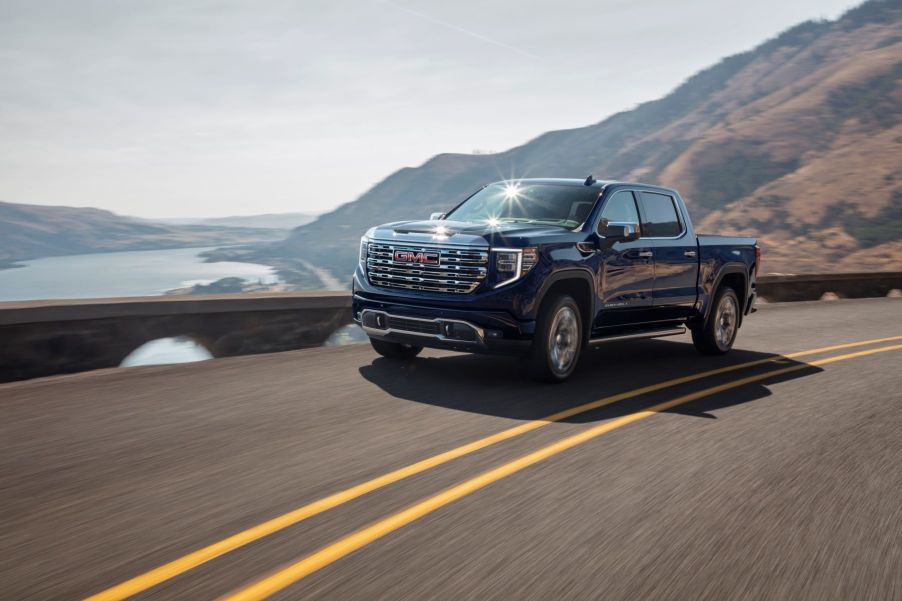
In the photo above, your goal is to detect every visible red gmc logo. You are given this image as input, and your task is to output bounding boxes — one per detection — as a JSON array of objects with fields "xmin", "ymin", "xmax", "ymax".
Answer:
[{"xmin": 394, "ymin": 250, "xmax": 440, "ymax": 265}]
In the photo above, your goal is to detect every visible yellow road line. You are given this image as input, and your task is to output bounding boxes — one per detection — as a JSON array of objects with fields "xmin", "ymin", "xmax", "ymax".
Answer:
[
  {"xmin": 222, "ymin": 343, "xmax": 902, "ymax": 601},
  {"xmin": 84, "ymin": 335, "xmax": 902, "ymax": 601}
]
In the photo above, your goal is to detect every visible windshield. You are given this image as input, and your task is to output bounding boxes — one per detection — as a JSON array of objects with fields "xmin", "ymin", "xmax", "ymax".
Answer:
[{"xmin": 444, "ymin": 182, "xmax": 600, "ymax": 228}]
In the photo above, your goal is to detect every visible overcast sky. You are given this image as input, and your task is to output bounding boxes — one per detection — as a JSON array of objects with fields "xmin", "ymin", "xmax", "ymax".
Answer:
[{"xmin": 0, "ymin": 0, "xmax": 860, "ymax": 218}]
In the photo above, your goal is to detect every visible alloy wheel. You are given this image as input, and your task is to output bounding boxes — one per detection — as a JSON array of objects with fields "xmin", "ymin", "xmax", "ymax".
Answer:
[
  {"xmin": 549, "ymin": 306, "xmax": 579, "ymax": 375},
  {"xmin": 715, "ymin": 294, "xmax": 738, "ymax": 349}
]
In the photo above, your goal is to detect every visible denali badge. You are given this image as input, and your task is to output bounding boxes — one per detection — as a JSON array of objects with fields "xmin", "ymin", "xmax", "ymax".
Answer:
[{"xmin": 394, "ymin": 250, "xmax": 440, "ymax": 265}]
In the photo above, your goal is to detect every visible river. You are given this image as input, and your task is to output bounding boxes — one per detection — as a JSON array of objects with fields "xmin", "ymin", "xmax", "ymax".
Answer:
[{"xmin": 0, "ymin": 247, "xmax": 280, "ymax": 302}]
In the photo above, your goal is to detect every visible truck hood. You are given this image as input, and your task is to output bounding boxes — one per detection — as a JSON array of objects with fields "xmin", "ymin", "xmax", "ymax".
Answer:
[{"xmin": 369, "ymin": 219, "xmax": 569, "ymax": 247}]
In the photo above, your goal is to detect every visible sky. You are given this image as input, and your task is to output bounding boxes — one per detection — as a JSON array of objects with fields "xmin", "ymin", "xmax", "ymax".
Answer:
[{"xmin": 0, "ymin": 0, "xmax": 861, "ymax": 219}]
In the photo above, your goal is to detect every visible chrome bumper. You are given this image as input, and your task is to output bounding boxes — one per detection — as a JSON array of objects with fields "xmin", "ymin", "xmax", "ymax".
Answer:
[{"xmin": 360, "ymin": 309, "xmax": 485, "ymax": 345}]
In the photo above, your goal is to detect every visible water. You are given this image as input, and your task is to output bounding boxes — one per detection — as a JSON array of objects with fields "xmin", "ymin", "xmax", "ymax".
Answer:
[
  {"xmin": 0, "ymin": 247, "xmax": 282, "ymax": 367},
  {"xmin": 0, "ymin": 247, "xmax": 280, "ymax": 301}
]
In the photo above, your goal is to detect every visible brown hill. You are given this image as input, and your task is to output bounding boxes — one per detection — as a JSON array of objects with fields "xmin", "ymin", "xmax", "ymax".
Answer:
[
  {"xmin": 682, "ymin": 24, "xmax": 902, "ymax": 272},
  {"xmin": 0, "ymin": 201, "xmax": 283, "ymax": 268},
  {"xmin": 262, "ymin": 0, "xmax": 902, "ymax": 280}
]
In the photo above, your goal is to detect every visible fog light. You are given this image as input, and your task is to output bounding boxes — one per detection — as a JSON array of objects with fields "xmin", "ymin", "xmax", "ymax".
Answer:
[
  {"xmin": 448, "ymin": 322, "xmax": 478, "ymax": 341},
  {"xmin": 362, "ymin": 312, "xmax": 387, "ymax": 329}
]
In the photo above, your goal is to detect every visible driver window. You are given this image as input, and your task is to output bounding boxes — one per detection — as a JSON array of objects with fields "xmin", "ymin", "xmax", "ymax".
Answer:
[{"xmin": 598, "ymin": 190, "xmax": 640, "ymax": 231}]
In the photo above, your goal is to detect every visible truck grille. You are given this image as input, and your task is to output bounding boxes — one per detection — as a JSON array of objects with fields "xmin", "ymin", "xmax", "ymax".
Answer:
[{"xmin": 366, "ymin": 242, "xmax": 488, "ymax": 294}]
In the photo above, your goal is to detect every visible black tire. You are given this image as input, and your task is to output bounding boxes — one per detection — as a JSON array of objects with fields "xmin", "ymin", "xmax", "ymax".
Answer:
[
  {"xmin": 523, "ymin": 294, "xmax": 583, "ymax": 382},
  {"xmin": 369, "ymin": 338, "xmax": 423, "ymax": 360},
  {"xmin": 692, "ymin": 286, "xmax": 740, "ymax": 355}
]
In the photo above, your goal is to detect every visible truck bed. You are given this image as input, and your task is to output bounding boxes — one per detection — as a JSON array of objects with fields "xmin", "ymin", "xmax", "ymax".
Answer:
[{"xmin": 696, "ymin": 233, "xmax": 757, "ymax": 248}]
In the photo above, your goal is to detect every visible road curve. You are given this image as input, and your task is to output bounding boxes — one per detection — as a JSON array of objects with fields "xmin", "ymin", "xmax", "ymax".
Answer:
[{"xmin": 1, "ymin": 297, "xmax": 900, "ymax": 601}]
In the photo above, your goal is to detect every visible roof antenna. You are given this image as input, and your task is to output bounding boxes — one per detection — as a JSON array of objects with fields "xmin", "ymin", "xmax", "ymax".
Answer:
[{"xmin": 584, "ymin": 174, "xmax": 596, "ymax": 186}]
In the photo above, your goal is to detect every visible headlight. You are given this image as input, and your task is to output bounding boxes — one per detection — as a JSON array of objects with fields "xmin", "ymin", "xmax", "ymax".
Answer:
[
  {"xmin": 359, "ymin": 236, "xmax": 369, "ymax": 269},
  {"xmin": 492, "ymin": 247, "xmax": 538, "ymax": 288}
]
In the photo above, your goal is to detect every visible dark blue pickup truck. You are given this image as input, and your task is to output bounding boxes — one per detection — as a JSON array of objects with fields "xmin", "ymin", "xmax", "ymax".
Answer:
[{"xmin": 353, "ymin": 178, "xmax": 758, "ymax": 381}]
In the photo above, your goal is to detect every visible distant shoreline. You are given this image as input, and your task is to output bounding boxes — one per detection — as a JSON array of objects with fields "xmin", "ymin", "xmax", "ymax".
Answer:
[
  {"xmin": 0, "ymin": 243, "xmax": 257, "ymax": 272},
  {"xmin": 0, "ymin": 246, "xmax": 283, "ymax": 302},
  {"xmin": 198, "ymin": 246, "xmax": 346, "ymax": 290}
]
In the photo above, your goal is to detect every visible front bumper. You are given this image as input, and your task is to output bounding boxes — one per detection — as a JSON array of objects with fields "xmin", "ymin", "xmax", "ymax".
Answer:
[{"xmin": 353, "ymin": 295, "xmax": 534, "ymax": 355}]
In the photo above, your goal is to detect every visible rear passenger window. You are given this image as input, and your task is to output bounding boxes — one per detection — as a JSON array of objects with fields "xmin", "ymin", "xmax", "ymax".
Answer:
[{"xmin": 638, "ymin": 192, "xmax": 682, "ymax": 237}]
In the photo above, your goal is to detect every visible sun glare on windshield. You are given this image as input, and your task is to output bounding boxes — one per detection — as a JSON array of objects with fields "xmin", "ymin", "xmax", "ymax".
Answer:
[{"xmin": 444, "ymin": 181, "xmax": 599, "ymax": 228}]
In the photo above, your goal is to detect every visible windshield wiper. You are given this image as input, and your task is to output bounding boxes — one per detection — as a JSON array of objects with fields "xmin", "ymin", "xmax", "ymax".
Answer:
[{"xmin": 516, "ymin": 219, "xmax": 576, "ymax": 228}]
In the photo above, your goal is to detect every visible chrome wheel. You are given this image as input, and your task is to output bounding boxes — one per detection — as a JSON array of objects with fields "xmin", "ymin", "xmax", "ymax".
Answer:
[
  {"xmin": 548, "ymin": 306, "xmax": 579, "ymax": 375},
  {"xmin": 715, "ymin": 293, "xmax": 738, "ymax": 349}
]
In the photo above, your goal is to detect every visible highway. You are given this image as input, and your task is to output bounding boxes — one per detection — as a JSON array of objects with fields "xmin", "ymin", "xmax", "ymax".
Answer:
[{"xmin": 1, "ymin": 297, "xmax": 901, "ymax": 601}]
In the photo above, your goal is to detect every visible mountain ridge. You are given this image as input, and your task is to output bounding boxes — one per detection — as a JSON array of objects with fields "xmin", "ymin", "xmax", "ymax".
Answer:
[
  {"xmin": 267, "ymin": 0, "xmax": 901, "ymax": 280},
  {"xmin": 156, "ymin": 212, "xmax": 318, "ymax": 230}
]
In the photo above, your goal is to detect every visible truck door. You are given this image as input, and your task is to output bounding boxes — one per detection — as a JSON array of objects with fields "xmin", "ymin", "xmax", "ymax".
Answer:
[
  {"xmin": 593, "ymin": 190, "xmax": 656, "ymax": 329},
  {"xmin": 636, "ymin": 191, "xmax": 697, "ymax": 320}
]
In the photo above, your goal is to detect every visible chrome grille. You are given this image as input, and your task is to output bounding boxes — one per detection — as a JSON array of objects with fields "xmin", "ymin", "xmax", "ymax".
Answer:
[{"xmin": 366, "ymin": 242, "xmax": 488, "ymax": 294}]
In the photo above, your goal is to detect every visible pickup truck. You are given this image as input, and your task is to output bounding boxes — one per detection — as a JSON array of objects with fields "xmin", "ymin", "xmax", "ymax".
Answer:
[{"xmin": 353, "ymin": 177, "xmax": 758, "ymax": 381}]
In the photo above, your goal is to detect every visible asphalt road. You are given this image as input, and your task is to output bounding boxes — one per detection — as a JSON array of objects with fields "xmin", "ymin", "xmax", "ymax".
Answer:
[{"xmin": 1, "ymin": 298, "xmax": 901, "ymax": 601}]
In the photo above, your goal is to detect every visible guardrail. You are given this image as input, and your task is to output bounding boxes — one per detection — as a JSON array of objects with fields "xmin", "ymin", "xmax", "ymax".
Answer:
[{"xmin": 0, "ymin": 272, "xmax": 898, "ymax": 383}]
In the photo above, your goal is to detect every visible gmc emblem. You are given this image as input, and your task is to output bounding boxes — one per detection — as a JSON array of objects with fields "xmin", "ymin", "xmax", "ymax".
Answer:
[{"xmin": 394, "ymin": 250, "xmax": 440, "ymax": 265}]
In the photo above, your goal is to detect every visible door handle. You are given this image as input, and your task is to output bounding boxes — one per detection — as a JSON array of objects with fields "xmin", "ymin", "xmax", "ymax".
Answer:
[
  {"xmin": 636, "ymin": 250, "xmax": 653, "ymax": 258},
  {"xmin": 684, "ymin": 250, "xmax": 697, "ymax": 257}
]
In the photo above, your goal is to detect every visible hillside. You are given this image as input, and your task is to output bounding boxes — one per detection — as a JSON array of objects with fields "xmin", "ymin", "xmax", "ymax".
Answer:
[
  {"xmin": 157, "ymin": 212, "xmax": 318, "ymax": 230},
  {"xmin": 0, "ymin": 201, "xmax": 284, "ymax": 268},
  {"xmin": 263, "ymin": 0, "xmax": 901, "ymax": 280}
]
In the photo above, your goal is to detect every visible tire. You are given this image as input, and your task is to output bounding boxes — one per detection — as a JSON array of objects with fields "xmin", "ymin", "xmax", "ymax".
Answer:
[
  {"xmin": 692, "ymin": 286, "xmax": 740, "ymax": 355},
  {"xmin": 369, "ymin": 338, "xmax": 423, "ymax": 360},
  {"xmin": 523, "ymin": 294, "xmax": 583, "ymax": 382}
]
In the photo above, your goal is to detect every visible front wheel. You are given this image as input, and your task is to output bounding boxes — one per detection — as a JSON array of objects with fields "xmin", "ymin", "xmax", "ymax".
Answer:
[
  {"xmin": 369, "ymin": 338, "xmax": 422, "ymax": 360},
  {"xmin": 523, "ymin": 294, "xmax": 583, "ymax": 382},
  {"xmin": 692, "ymin": 287, "xmax": 740, "ymax": 355}
]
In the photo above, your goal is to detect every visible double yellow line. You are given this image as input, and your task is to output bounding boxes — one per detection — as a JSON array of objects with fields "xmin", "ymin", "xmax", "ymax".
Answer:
[{"xmin": 86, "ymin": 335, "xmax": 902, "ymax": 601}]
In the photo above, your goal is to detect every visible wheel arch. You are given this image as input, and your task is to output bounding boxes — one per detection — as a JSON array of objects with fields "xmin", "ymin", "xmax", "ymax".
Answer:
[
  {"xmin": 703, "ymin": 264, "xmax": 749, "ymax": 326},
  {"xmin": 534, "ymin": 269, "xmax": 595, "ymax": 339}
]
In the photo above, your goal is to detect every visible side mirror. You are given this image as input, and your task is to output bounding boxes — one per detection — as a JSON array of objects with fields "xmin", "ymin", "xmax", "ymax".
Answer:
[
  {"xmin": 600, "ymin": 221, "xmax": 640, "ymax": 242},
  {"xmin": 429, "ymin": 212, "xmax": 444, "ymax": 221}
]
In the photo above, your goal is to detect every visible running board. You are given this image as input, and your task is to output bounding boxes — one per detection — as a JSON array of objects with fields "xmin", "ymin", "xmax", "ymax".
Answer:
[{"xmin": 588, "ymin": 326, "xmax": 687, "ymax": 345}]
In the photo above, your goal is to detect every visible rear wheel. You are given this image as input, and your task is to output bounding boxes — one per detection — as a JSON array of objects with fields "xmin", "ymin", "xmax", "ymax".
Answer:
[
  {"xmin": 524, "ymin": 294, "xmax": 583, "ymax": 382},
  {"xmin": 692, "ymin": 287, "xmax": 739, "ymax": 355},
  {"xmin": 369, "ymin": 338, "xmax": 422, "ymax": 360}
]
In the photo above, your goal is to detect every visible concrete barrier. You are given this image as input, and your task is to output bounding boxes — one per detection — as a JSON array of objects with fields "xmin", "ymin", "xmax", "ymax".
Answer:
[
  {"xmin": 756, "ymin": 272, "xmax": 902, "ymax": 302},
  {"xmin": 1, "ymin": 272, "xmax": 899, "ymax": 383},
  {"xmin": 0, "ymin": 292, "xmax": 352, "ymax": 382}
]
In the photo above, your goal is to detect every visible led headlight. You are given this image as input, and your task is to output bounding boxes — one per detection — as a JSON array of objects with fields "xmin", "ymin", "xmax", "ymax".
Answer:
[
  {"xmin": 492, "ymin": 247, "xmax": 538, "ymax": 288},
  {"xmin": 359, "ymin": 236, "xmax": 369, "ymax": 270}
]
